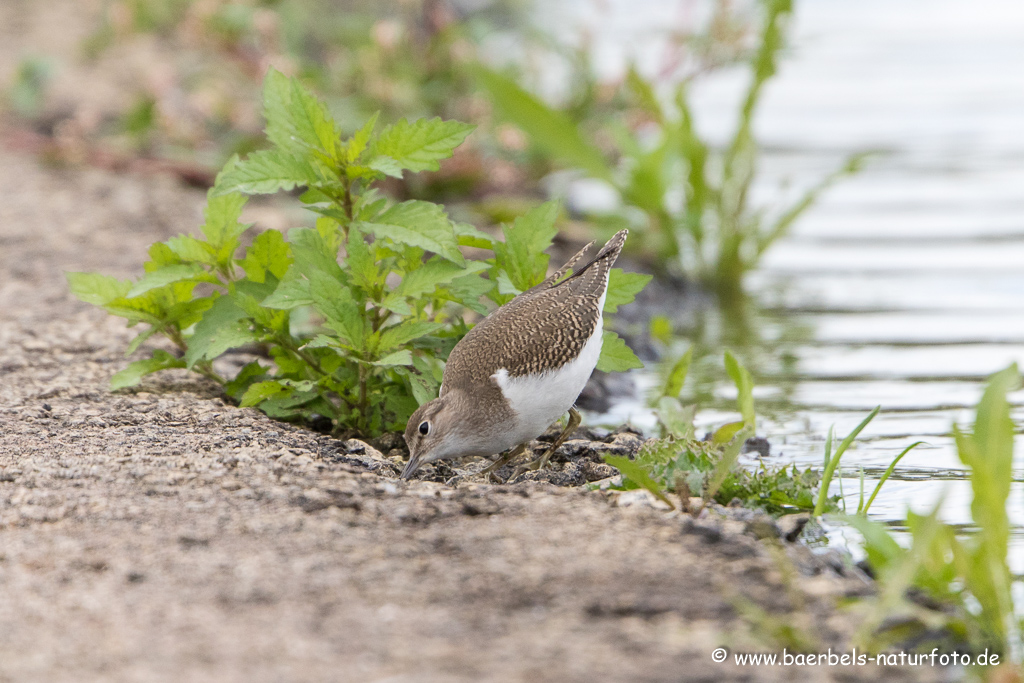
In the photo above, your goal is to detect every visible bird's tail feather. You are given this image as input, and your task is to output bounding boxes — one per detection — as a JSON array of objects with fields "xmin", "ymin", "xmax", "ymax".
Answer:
[{"xmin": 552, "ymin": 229, "xmax": 627, "ymax": 288}]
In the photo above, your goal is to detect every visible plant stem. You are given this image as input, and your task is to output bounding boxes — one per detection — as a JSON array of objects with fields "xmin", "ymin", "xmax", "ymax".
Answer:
[
  {"xmin": 357, "ymin": 363, "xmax": 368, "ymax": 423},
  {"xmin": 195, "ymin": 362, "xmax": 226, "ymax": 385},
  {"xmin": 341, "ymin": 177, "xmax": 354, "ymax": 223},
  {"xmin": 160, "ymin": 326, "xmax": 226, "ymax": 385}
]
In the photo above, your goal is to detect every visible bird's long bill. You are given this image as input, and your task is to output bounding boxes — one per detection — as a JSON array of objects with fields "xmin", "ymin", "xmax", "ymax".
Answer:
[{"xmin": 400, "ymin": 452, "xmax": 423, "ymax": 480}]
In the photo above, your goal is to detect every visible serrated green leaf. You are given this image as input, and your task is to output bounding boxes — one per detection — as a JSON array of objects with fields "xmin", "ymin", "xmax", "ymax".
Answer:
[
  {"xmin": 239, "ymin": 380, "xmax": 291, "ymax": 408},
  {"xmin": 446, "ymin": 271, "xmax": 493, "ymax": 315},
  {"xmin": 315, "ymin": 216, "xmax": 345, "ymax": 258},
  {"xmin": 67, "ymin": 272, "xmax": 131, "ymax": 306},
  {"xmin": 262, "ymin": 68, "xmax": 342, "ymax": 161},
  {"xmin": 165, "ymin": 235, "xmax": 217, "ymax": 265},
  {"xmin": 411, "ymin": 354, "xmax": 444, "ymax": 385},
  {"xmin": 407, "ymin": 372, "xmax": 437, "ymax": 406},
  {"xmin": 261, "ymin": 266, "xmax": 313, "ymax": 309},
  {"xmin": 355, "ymin": 193, "xmax": 387, "ymax": 221},
  {"xmin": 259, "ymin": 390, "xmax": 321, "ymax": 418},
  {"xmin": 200, "ymin": 190, "xmax": 250, "ymax": 262},
  {"xmin": 396, "ymin": 259, "xmax": 486, "ymax": 301},
  {"xmin": 125, "ymin": 327, "xmax": 158, "ymax": 357},
  {"xmin": 92, "ymin": 282, "xmax": 182, "ymax": 325},
  {"xmin": 369, "ymin": 117, "xmax": 474, "ymax": 176},
  {"xmin": 603, "ymin": 269, "xmax": 651, "ymax": 313},
  {"xmin": 110, "ymin": 350, "xmax": 186, "ymax": 391},
  {"xmin": 454, "ymin": 221, "xmax": 495, "ymax": 249},
  {"xmin": 304, "ymin": 334, "xmax": 339, "ymax": 349},
  {"xmin": 288, "ymin": 227, "xmax": 345, "ymax": 281},
  {"xmin": 724, "ymin": 350, "xmax": 755, "ymax": 430},
  {"xmin": 241, "ymin": 229, "xmax": 291, "ymax": 284},
  {"xmin": 224, "ymin": 361, "xmax": 268, "ymax": 400},
  {"xmin": 213, "ymin": 148, "xmax": 336, "ymax": 196},
  {"xmin": 376, "ymin": 320, "xmax": 442, "ymax": 354},
  {"xmin": 473, "ymin": 67, "xmax": 612, "ymax": 181},
  {"xmin": 496, "ymin": 202, "xmax": 559, "ymax": 291},
  {"xmin": 147, "ymin": 242, "xmax": 183, "ymax": 268},
  {"xmin": 231, "ymin": 280, "xmax": 285, "ymax": 330},
  {"xmin": 309, "ymin": 272, "xmax": 364, "ymax": 350},
  {"xmin": 379, "ymin": 293, "xmax": 412, "ymax": 317},
  {"xmin": 373, "ymin": 349, "xmax": 413, "ymax": 367},
  {"xmin": 494, "ymin": 270, "xmax": 520, "ymax": 300},
  {"xmin": 101, "ymin": 295, "xmax": 166, "ymax": 325},
  {"xmin": 596, "ymin": 330, "xmax": 644, "ymax": 372},
  {"xmin": 366, "ymin": 155, "xmax": 403, "ymax": 178},
  {"xmin": 126, "ymin": 264, "xmax": 219, "ymax": 298},
  {"xmin": 184, "ymin": 295, "xmax": 254, "ymax": 367},
  {"xmin": 344, "ymin": 227, "xmax": 378, "ymax": 294},
  {"xmin": 357, "ymin": 200, "xmax": 464, "ymax": 265},
  {"xmin": 345, "ymin": 164, "xmax": 385, "ymax": 181},
  {"xmin": 345, "ymin": 111, "xmax": 379, "ymax": 163}
]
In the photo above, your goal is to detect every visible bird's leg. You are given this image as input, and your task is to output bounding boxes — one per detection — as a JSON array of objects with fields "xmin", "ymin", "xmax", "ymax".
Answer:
[
  {"xmin": 479, "ymin": 443, "xmax": 527, "ymax": 481},
  {"xmin": 512, "ymin": 407, "xmax": 582, "ymax": 478}
]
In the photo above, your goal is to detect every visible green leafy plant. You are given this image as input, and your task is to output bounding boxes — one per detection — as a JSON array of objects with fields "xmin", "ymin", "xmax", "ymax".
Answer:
[
  {"xmin": 607, "ymin": 349, "xmax": 836, "ymax": 516},
  {"xmin": 611, "ymin": 343, "xmax": 915, "ymax": 517},
  {"xmin": 842, "ymin": 365, "xmax": 1022, "ymax": 666},
  {"xmin": 476, "ymin": 0, "xmax": 865, "ymax": 294},
  {"xmin": 68, "ymin": 69, "xmax": 647, "ymax": 438}
]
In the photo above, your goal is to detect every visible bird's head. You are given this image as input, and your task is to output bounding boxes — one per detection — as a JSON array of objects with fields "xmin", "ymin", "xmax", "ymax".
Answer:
[{"xmin": 401, "ymin": 394, "xmax": 465, "ymax": 480}]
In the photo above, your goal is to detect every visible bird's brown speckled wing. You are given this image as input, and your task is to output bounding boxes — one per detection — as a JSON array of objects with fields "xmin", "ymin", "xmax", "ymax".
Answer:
[{"xmin": 441, "ymin": 230, "xmax": 628, "ymax": 394}]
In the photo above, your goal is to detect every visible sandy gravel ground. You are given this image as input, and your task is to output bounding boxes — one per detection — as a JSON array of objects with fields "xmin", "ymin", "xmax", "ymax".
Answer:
[
  {"xmin": 0, "ymin": 130, "xmax": 954, "ymax": 683},
  {"xmin": 0, "ymin": 3, "xmax": 950, "ymax": 681}
]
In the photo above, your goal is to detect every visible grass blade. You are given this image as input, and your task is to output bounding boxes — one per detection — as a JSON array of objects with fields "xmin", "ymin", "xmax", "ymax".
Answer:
[
  {"xmin": 661, "ymin": 347, "xmax": 693, "ymax": 400},
  {"xmin": 813, "ymin": 406, "xmax": 880, "ymax": 516},
  {"xmin": 859, "ymin": 441, "xmax": 925, "ymax": 515},
  {"xmin": 703, "ymin": 427, "xmax": 752, "ymax": 509},
  {"xmin": 605, "ymin": 455, "xmax": 676, "ymax": 510}
]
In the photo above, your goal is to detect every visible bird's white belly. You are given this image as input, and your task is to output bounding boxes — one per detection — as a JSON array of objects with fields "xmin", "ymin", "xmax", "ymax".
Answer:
[{"xmin": 491, "ymin": 315, "xmax": 604, "ymax": 445}]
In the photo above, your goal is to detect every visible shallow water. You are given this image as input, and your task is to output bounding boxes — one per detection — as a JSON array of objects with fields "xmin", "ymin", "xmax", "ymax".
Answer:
[{"xmin": 535, "ymin": 0, "xmax": 1024, "ymax": 567}]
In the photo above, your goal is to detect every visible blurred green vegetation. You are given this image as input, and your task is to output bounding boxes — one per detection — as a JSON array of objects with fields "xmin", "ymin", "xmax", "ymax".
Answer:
[
  {"xmin": 475, "ymin": 0, "xmax": 864, "ymax": 295},
  {"xmin": 15, "ymin": 0, "xmax": 533, "ymax": 197},
  {"xmin": 843, "ymin": 365, "xmax": 1023, "ymax": 671},
  {"xmin": 4, "ymin": 56, "xmax": 54, "ymax": 119},
  {"xmin": 3, "ymin": 0, "xmax": 842, "ymax": 295}
]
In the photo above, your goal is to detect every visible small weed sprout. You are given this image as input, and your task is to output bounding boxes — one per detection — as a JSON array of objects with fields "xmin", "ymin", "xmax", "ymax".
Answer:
[{"xmin": 607, "ymin": 349, "xmax": 835, "ymax": 516}]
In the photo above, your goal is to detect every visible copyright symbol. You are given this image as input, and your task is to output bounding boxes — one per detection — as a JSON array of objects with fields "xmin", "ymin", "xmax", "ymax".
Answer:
[{"xmin": 712, "ymin": 647, "xmax": 728, "ymax": 663}]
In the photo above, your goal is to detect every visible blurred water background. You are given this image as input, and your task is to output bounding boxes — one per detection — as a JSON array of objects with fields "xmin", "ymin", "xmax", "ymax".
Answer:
[{"xmin": 532, "ymin": 0, "xmax": 1024, "ymax": 566}]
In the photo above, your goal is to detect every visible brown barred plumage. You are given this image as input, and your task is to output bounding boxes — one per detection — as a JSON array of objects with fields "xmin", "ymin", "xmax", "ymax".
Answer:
[
  {"xmin": 400, "ymin": 229, "xmax": 629, "ymax": 480},
  {"xmin": 441, "ymin": 229, "xmax": 627, "ymax": 392}
]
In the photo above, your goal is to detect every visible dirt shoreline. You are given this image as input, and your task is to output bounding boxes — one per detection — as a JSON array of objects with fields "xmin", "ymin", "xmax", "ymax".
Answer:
[{"xmin": 0, "ymin": 142, "xmax": 954, "ymax": 682}]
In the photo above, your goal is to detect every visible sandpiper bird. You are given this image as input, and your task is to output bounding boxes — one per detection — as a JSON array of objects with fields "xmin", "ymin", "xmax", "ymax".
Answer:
[{"xmin": 401, "ymin": 229, "xmax": 628, "ymax": 480}]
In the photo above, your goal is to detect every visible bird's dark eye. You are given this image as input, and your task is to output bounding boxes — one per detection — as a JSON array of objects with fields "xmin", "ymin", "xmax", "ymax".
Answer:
[{"xmin": 418, "ymin": 421, "xmax": 430, "ymax": 436}]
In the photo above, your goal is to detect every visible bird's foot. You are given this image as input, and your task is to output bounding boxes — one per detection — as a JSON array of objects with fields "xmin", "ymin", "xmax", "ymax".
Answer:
[
  {"xmin": 479, "ymin": 444, "xmax": 526, "ymax": 483},
  {"xmin": 510, "ymin": 407, "xmax": 581, "ymax": 481},
  {"xmin": 510, "ymin": 447, "xmax": 556, "ymax": 480}
]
